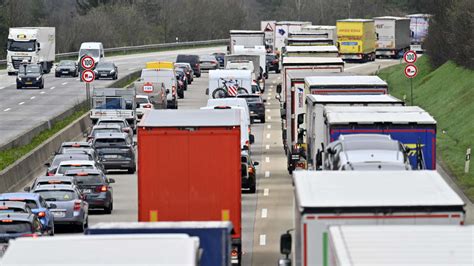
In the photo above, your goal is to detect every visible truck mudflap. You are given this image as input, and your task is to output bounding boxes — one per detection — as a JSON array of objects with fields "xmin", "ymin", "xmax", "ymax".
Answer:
[{"xmin": 231, "ymin": 238, "xmax": 242, "ymax": 265}]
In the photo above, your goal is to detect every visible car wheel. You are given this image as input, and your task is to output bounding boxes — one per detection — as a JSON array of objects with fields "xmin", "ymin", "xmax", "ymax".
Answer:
[
  {"xmin": 196, "ymin": 73, "xmax": 201, "ymax": 78},
  {"xmin": 113, "ymin": 74, "xmax": 118, "ymax": 80},
  {"xmin": 249, "ymin": 181, "xmax": 256, "ymax": 194},
  {"xmin": 104, "ymin": 203, "xmax": 112, "ymax": 214},
  {"xmin": 16, "ymin": 84, "xmax": 21, "ymax": 89},
  {"xmin": 55, "ymin": 73, "xmax": 60, "ymax": 77},
  {"xmin": 127, "ymin": 167, "xmax": 136, "ymax": 174},
  {"xmin": 39, "ymin": 83, "xmax": 44, "ymax": 89},
  {"xmin": 49, "ymin": 225, "xmax": 55, "ymax": 236},
  {"xmin": 276, "ymin": 69, "xmax": 281, "ymax": 74}
]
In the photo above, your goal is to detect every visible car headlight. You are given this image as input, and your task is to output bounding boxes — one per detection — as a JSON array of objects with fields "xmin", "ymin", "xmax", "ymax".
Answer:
[
  {"xmin": 110, "ymin": 69, "xmax": 115, "ymax": 73},
  {"xmin": 36, "ymin": 76, "xmax": 41, "ymax": 81}
]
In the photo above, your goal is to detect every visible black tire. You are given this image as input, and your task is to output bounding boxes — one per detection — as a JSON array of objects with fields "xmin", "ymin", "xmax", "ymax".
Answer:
[
  {"xmin": 237, "ymin": 87, "xmax": 248, "ymax": 94},
  {"xmin": 48, "ymin": 225, "xmax": 55, "ymax": 236},
  {"xmin": 212, "ymin": 88, "xmax": 228, "ymax": 98},
  {"xmin": 16, "ymin": 84, "xmax": 21, "ymax": 89},
  {"xmin": 275, "ymin": 69, "xmax": 281, "ymax": 74},
  {"xmin": 39, "ymin": 83, "xmax": 44, "ymax": 89},
  {"xmin": 249, "ymin": 182, "xmax": 256, "ymax": 194},
  {"xmin": 104, "ymin": 203, "xmax": 112, "ymax": 214},
  {"xmin": 113, "ymin": 74, "xmax": 118, "ymax": 80},
  {"xmin": 55, "ymin": 73, "xmax": 60, "ymax": 77},
  {"xmin": 261, "ymin": 117, "xmax": 266, "ymax": 123},
  {"xmin": 195, "ymin": 73, "xmax": 201, "ymax": 78},
  {"xmin": 127, "ymin": 167, "xmax": 136, "ymax": 174}
]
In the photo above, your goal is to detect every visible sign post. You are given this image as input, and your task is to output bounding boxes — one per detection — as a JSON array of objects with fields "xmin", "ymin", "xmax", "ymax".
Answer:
[
  {"xmin": 80, "ymin": 55, "xmax": 95, "ymax": 109},
  {"xmin": 466, "ymin": 148, "xmax": 471, "ymax": 174},
  {"xmin": 403, "ymin": 51, "xmax": 418, "ymax": 105}
]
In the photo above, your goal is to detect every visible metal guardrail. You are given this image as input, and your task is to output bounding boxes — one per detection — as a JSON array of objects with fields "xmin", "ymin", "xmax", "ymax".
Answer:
[{"xmin": 0, "ymin": 39, "xmax": 228, "ymax": 66}]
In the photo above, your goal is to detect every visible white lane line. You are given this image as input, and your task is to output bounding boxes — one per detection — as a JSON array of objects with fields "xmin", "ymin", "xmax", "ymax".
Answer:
[
  {"xmin": 76, "ymin": 78, "xmax": 80, "ymax": 81},
  {"xmin": 0, "ymin": 87, "xmax": 4, "ymax": 90},
  {"xmin": 269, "ymin": 88, "xmax": 273, "ymax": 92},
  {"xmin": 268, "ymin": 93, "xmax": 272, "ymax": 97},
  {"xmin": 40, "ymin": 91, "xmax": 45, "ymax": 94},
  {"xmin": 3, "ymin": 108, "xmax": 11, "ymax": 112},
  {"xmin": 50, "ymin": 86, "xmax": 55, "ymax": 90},
  {"xmin": 128, "ymin": 67, "xmax": 136, "ymax": 70},
  {"xmin": 263, "ymin": 188, "xmax": 269, "ymax": 196},
  {"xmin": 266, "ymin": 109, "xmax": 270, "ymax": 112},
  {"xmin": 267, "ymin": 124, "xmax": 271, "ymax": 129},
  {"xmin": 259, "ymin": 235, "xmax": 266, "ymax": 246},
  {"xmin": 61, "ymin": 82, "xmax": 68, "ymax": 85},
  {"xmin": 265, "ymin": 171, "xmax": 270, "ymax": 178},
  {"xmin": 267, "ymin": 96, "xmax": 271, "ymax": 100},
  {"xmin": 30, "ymin": 96, "xmax": 35, "ymax": 100},
  {"xmin": 268, "ymin": 116, "xmax": 271, "ymax": 120},
  {"xmin": 266, "ymin": 133, "xmax": 271, "ymax": 139},
  {"xmin": 261, "ymin": 208, "xmax": 268, "ymax": 218},
  {"xmin": 18, "ymin": 102, "xmax": 25, "ymax": 105},
  {"xmin": 265, "ymin": 157, "xmax": 270, "ymax": 163},
  {"xmin": 265, "ymin": 144, "xmax": 270, "ymax": 150},
  {"xmin": 277, "ymin": 76, "xmax": 281, "ymax": 80}
]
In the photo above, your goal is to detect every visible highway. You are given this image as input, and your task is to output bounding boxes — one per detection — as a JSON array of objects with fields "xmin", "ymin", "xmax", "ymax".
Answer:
[{"xmin": 6, "ymin": 49, "xmax": 473, "ymax": 265}]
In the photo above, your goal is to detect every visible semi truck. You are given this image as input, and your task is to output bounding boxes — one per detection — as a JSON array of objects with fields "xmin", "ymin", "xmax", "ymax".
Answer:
[
  {"xmin": 407, "ymin": 14, "xmax": 432, "ymax": 53},
  {"xmin": 86, "ymin": 221, "xmax": 233, "ymax": 266},
  {"xmin": 90, "ymin": 87, "xmax": 136, "ymax": 129},
  {"xmin": 328, "ymin": 225, "xmax": 474, "ymax": 266},
  {"xmin": 7, "ymin": 27, "xmax": 55, "ymax": 75},
  {"xmin": 301, "ymin": 25, "xmax": 337, "ymax": 43},
  {"xmin": 137, "ymin": 109, "xmax": 242, "ymax": 265},
  {"xmin": 305, "ymin": 94, "xmax": 403, "ymax": 170},
  {"xmin": 374, "ymin": 16, "xmax": 411, "ymax": 58},
  {"xmin": 1, "ymin": 234, "xmax": 201, "ymax": 265},
  {"xmin": 312, "ymin": 105, "xmax": 437, "ymax": 170},
  {"xmin": 229, "ymin": 30, "xmax": 265, "ymax": 54},
  {"xmin": 274, "ymin": 21, "xmax": 312, "ymax": 53},
  {"xmin": 336, "ymin": 19, "xmax": 376, "ymax": 62},
  {"xmin": 278, "ymin": 170, "xmax": 465, "ymax": 266}
]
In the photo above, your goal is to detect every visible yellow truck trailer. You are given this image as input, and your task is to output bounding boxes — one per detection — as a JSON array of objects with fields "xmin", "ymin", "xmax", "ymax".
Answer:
[
  {"xmin": 145, "ymin": 61, "xmax": 174, "ymax": 69},
  {"xmin": 336, "ymin": 19, "xmax": 376, "ymax": 62}
]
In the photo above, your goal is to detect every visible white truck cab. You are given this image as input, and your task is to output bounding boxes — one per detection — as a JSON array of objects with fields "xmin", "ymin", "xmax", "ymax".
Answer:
[{"xmin": 78, "ymin": 42, "xmax": 104, "ymax": 64}]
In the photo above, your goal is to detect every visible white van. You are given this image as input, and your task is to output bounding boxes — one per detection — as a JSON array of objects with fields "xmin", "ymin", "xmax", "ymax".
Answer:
[
  {"xmin": 78, "ymin": 42, "xmax": 104, "ymax": 64},
  {"xmin": 207, "ymin": 69, "xmax": 252, "ymax": 99},
  {"xmin": 140, "ymin": 69, "xmax": 177, "ymax": 109}
]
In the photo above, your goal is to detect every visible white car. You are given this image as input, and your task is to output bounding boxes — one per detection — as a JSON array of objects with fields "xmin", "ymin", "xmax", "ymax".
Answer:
[
  {"xmin": 135, "ymin": 95, "xmax": 154, "ymax": 121},
  {"xmin": 55, "ymin": 160, "xmax": 102, "ymax": 176}
]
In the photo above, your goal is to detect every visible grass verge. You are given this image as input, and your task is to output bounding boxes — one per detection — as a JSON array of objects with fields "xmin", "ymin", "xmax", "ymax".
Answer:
[
  {"xmin": 0, "ymin": 106, "xmax": 88, "ymax": 171},
  {"xmin": 378, "ymin": 56, "xmax": 474, "ymax": 200}
]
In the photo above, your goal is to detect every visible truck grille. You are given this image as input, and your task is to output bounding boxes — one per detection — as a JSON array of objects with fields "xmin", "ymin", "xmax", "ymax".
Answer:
[{"xmin": 11, "ymin": 57, "xmax": 32, "ymax": 69}]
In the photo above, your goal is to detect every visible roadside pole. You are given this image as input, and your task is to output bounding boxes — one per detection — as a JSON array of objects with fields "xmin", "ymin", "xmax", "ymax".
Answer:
[
  {"xmin": 403, "ymin": 51, "xmax": 418, "ymax": 106},
  {"xmin": 466, "ymin": 148, "xmax": 471, "ymax": 174},
  {"xmin": 80, "ymin": 55, "xmax": 95, "ymax": 109}
]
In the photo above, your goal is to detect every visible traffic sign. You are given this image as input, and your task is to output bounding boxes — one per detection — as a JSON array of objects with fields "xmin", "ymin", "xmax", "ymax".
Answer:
[
  {"xmin": 81, "ymin": 69, "xmax": 95, "ymax": 83},
  {"xmin": 143, "ymin": 82, "xmax": 154, "ymax": 92},
  {"xmin": 403, "ymin": 50, "xmax": 417, "ymax": 64},
  {"xmin": 404, "ymin": 64, "xmax": 418, "ymax": 78},
  {"xmin": 80, "ymin": 55, "xmax": 95, "ymax": 70},
  {"xmin": 278, "ymin": 28, "xmax": 286, "ymax": 36},
  {"xmin": 264, "ymin": 23, "xmax": 274, "ymax": 32}
]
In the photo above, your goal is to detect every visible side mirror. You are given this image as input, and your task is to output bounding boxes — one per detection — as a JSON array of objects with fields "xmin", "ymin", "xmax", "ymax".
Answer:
[
  {"xmin": 263, "ymin": 99, "xmax": 267, "ymax": 103},
  {"xmin": 249, "ymin": 134, "xmax": 255, "ymax": 144},
  {"xmin": 44, "ymin": 162, "xmax": 51, "ymax": 167},
  {"xmin": 166, "ymin": 89, "xmax": 170, "ymax": 94},
  {"xmin": 48, "ymin": 203, "xmax": 57, "ymax": 209},
  {"xmin": 205, "ymin": 88, "xmax": 209, "ymax": 95},
  {"xmin": 133, "ymin": 141, "xmax": 137, "ymax": 147},
  {"xmin": 280, "ymin": 232, "xmax": 292, "ymax": 255},
  {"xmin": 276, "ymin": 84, "xmax": 282, "ymax": 94},
  {"xmin": 108, "ymin": 178, "xmax": 115, "ymax": 184},
  {"xmin": 275, "ymin": 95, "xmax": 281, "ymax": 100},
  {"xmin": 297, "ymin": 114, "xmax": 304, "ymax": 125},
  {"xmin": 253, "ymin": 161, "xmax": 259, "ymax": 166},
  {"xmin": 24, "ymin": 187, "xmax": 30, "ymax": 192}
]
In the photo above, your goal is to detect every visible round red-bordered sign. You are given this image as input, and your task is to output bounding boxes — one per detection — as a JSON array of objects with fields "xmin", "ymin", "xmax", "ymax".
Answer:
[
  {"xmin": 403, "ymin": 50, "xmax": 417, "ymax": 64},
  {"xmin": 82, "ymin": 69, "xmax": 95, "ymax": 83},
  {"xmin": 404, "ymin": 64, "xmax": 418, "ymax": 78},
  {"xmin": 143, "ymin": 82, "xmax": 154, "ymax": 93},
  {"xmin": 80, "ymin": 55, "xmax": 95, "ymax": 70}
]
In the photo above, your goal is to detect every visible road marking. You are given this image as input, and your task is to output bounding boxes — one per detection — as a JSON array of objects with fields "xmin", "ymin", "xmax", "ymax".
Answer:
[
  {"xmin": 266, "ymin": 109, "xmax": 270, "ymax": 113},
  {"xmin": 0, "ymin": 87, "xmax": 4, "ymax": 90},
  {"xmin": 30, "ymin": 96, "xmax": 35, "ymax": 100},
  {"xmin": 265, "ymin": 157, "xmax": 270, "ymax": 163},
  {"xmin": 267, "ymin": 96, "xmax": 271, "ymax": 100},
  {"xmin": 61, "ymin": 82, "xmax": 68, "ymax": 85},
  {"xmin": 269, "ymin": 88, "xmax": 273, "ymax": 92},
  {"xmin": 268, "ymin": 116, "xmax": 271, "ymax": 120},
  {"xmin": 265, "ymin": 144, "xmax": 270, "ymax": 150},
  {"xmin": 40, "ymin": 91, "xmax": 45, "ymax": 94},
  {"xmin": 266, "ymin": 133, "xmax": 271, "ymax": 139},
  {"xmin": 259, "ymin": 235, "xmax": 266, "ymax": 246},
  {"xmin": 261, "ymin": 208, "xmax": 268, "ymax": 218},
  {"xmin": 268, "ymin": 93, "xmax": 272, "ymax": 97},
  {"xmin": 277, "ymin": 76, "xmax": 281, "ymax": 80},
  {"xmin": 18, "ymin": 102, "xmax": 24, "ymax": 105},
  {"xmin": 270, "ymin": 85, "xmax": 274, "ymax": 88},
  {"xmin": 263, "ymin": 188, "xmax": 269, "ymax": 196},
  {"xmin": 265, "ymin": 171, "xmax": 270, "ymax": 177},
  {"xmin": 50, "ymin": 86, "xmax": 55, "ymax": 90},
  {"xmin": 267, "ymin": 124, "xmax": 271, "ymax": 129},
  {"xmin": 3, "ymin": 108, "xmax": 11, "ymax": 112},
  {"xmin": 273, "ymin": 80, "xmax": 277, "ymax": 84},
  {"xmin": 128, "ymin": 67, "xmax": 136, "ymax": 70},
  {"xmin": 76, "ymin": 78, "xmax": 80, "ymax": 81}
]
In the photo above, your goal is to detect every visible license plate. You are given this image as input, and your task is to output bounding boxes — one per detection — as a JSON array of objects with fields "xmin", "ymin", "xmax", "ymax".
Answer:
[
  {"xmin": 52, "ymin": 211, "xmax": 65, "ymax": 218},
  {"xmin": 104, "ymin": 154, "xmax": 118, "ymax": 158},
  {"xmin": 25, "ymin": 81, "xmax": 32, "ymax": 84},
  {"xmin": 82, "ymin": 189, "xmax": 92, "ymax": 193},
  {"xmin": 62, "ymin": 71, "xmax": 68, "ymax": 74},
  {"xmin": 101, "ymin": 74, "xmax": 108, "ymax": 77}
]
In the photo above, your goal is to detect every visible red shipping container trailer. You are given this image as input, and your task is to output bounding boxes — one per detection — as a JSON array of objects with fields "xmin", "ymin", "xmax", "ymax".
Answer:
[{"xmin": 137, "ymin": 109, "xmax": 242, "ymax": 265}]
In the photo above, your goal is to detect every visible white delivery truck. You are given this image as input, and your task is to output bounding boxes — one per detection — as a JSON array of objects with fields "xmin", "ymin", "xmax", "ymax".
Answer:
[
  {"xmin": 229, "ymin": 30, "xmax": 265, "ymax": 54},
  {"xmin": 78, "ymin": 42, "xmax": 104, "ymax": 65},
  {"xmin": 328, "ymin": 225, "xmax": 474, "ymax": 266},
  {"xmin": 305, "ymin": 94, "xmax": 403, "ymax": 169},
  {"xmin": 134, "ymin": 81, "xmax": 168, "ymax": 110},
  {"xmin": 284, "ymin": 46, "xmax": 339, "ymax": 57},
  {"xmin": 1, "ymin": 234, "xmax": 201, "ymax": 265},
  {"xmin": 233, "ymin": 45, "xmax": 267, "ymax": 79},
  {"xmin": 374, "ymin": 16, "xmax": 411, "ymax": 58},
  {"xmin": 207, "ymin": 69, "xmax": 252, "ymax": 99},
  {"xmin": 274, "ymin": 21, "xmax": 312, "ymax": 53},
  {"xmin": 6, "ymin": 27, "xmax": 55, "ymax": 75},
  {"xmin": 90, "ymin": 87, "xmax": 136, "ymax": 129},
  {"xmin": 302, "ymin": 25, "xmax": 337, "ymax": 44},
  {"xmin": 406, "ymin": 14, "xmax": 432, "ymax": 53},
  {"xmin": 278, "ymin": 171, "xmax": 465, "ymax": 266},
  {"xmin": 139, "ymin": 68, "xmax": 177, "ymax": 109}
]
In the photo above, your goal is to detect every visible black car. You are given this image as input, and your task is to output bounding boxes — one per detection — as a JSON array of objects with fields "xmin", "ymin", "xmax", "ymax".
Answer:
[
  {"xmin": 174, "ymin": 63, "xmax": 194, "ymax": 84},
  {"xmin": 238, "ymin": 94, "xmax": 266, "ymax": 123},
  {"xmin": 241, "ymin": 151, "xmax": 258, "ymax": 193},
  {"xmin": 64, "ymin": 169, "xmax": 114, "ymax": 214},
  {"xmin": 93, "ymin": 132, "xmax": 136, "ymax": 173},
  {"xmin": 175, "ymin": 68, "xmax": 187, "ymax": 98},
  {"xmin": 0, "ymin": 213, "xmax": 43, "ymax": 243},
  {"xmin": 176, "ymin": 54, "xmax": 201, "ymax": 77},
  {"xmin": 266, "ymin": 54, "xmax": 280, "ymax": 73},
  {"xmin": 16, "ymin": 63, "xmax": 44, "ymax": 89},
  {"xmin": 213, "ymin": 53, "xmax": 226, "ymax": 68},
  {"xmin": 94, "ymin": 62, "xmax": 118, "ymax": 80},
  {"xmin": 55, "ymin": 60, "xmax": 78, "ymax": 77}
]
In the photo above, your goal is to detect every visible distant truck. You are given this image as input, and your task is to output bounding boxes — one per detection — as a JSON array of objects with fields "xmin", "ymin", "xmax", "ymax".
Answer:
[
  {"xmin": 336, "ymin": 19, "xmax": 376, "ymax": 62},
  {"xmin": 312, "ymin": 106, "xmax": 437, "ymax": 170},
  {"xmin": 86, "ymin": 221, "xmax": 233, "ymax": 266},
  {"xmin": 229, "ymin": 30, "xmax": 265, "ymax": 54},
  {"xmin": 78, "ymin": 42, "xmax": 104, "ymax": 65},
  {"xmin": 233, "ymin": 45, "xmax": 268, "ymax": 79},
  {"xmin": 7, "ymin": 27, "xmax": 55, "ymax": 75},
  {"xmin": 137, "ymin": 109, "xmax": 243, "ymax": 265},
  {"xmin": 90, "ymin": 87, "xmax": 136, "ymax": 130},
  {"xmin": 374, "ymin": 16, "xmax": 411, "ymax": 58},
  {"xmin": 328, "ymin": 225, "xmax": 474, "ymax": 266},
  {"xmin": 407, "ymin": 14, "xmax": 432, "ymax": 53},
  {"xmin": 301, "ymin": 25, "xmax": 337, "ymax": 43},
  {"xmin": 274, "ymin": 21, "xmax": 312, "ymax": 53},
  {"xmin": 134, "ymin": 81, "xmax": 168, "ymax": 109},
  {"xmin": 1, "ymin": 234, "xmax": 201, "ymax": 265},
  {"xmin": 278, "ymin": 170, "xmax": 465, "ymax": 266},
  {"xmin": 140, "ymin": 63, "xmax": 177, "ymax": 109}
]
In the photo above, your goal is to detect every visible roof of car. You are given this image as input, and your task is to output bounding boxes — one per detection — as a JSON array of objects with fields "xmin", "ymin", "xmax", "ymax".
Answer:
[
  {"xmin": 93, "ymin": 132, "xmax": 129, "ymax": 139},
  {"xmin": 64, "ymin": 169, "xmax": 102, "ymax": 176},
  {"xmin": 60, "ymin": 148, "xmax": 94, "ymax": 155},
  {"xmin": 35, "ymin": 175, "xmax": 75, "ymax": 182},
  {"xmin": 93, "ymin": 124, "xmax": 122, "ymax": 129},
  {"xmin": 139, "ymin": 109, "xmax": 241, "ymax": 127},
  {"xmin": 0, "ymin": 193, "xmax": 40, "ymax": 200},
  {"xmin": 61, "ymin": 142, "xmax": 91, "ymax": 147},
  {"xmin": 33, "ymin": 184, "xmax": 76, "ymax": 191},
  {"xmin": 53, "ymin": 154, "xmax": 90, "ymax": 161}
]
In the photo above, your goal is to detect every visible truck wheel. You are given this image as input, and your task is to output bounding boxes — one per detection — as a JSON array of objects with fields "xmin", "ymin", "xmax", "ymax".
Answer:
[{"xmin": 276, "ymin": 69, "xmax": 281, "ymax": 74}]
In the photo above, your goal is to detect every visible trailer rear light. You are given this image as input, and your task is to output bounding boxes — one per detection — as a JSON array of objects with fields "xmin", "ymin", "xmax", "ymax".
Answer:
[
  {"xmin": 37, "ymin": 211, "xmax": 46, "ymax": 218},
  {"xmin": 47, "ymin": 172, "xmax": 54, "ymax": 176},
  {"xmin": 96, "ymin": 185, "xmax": 108, "ymax": 192},
  {"xmin": 231, "ymin": 249, "xmax": 238, "ymax": 257},
  {"xmin": 73, "ymin": 200, "xmax": 81, "ymax": 211},
  {"xmin": 248, "ymin": 167, "xmax": 254, "ymax": 174},
  {"xmin": 172, "ymin": 86, "xmax": 176, "ymax": 96},
  {"xmin": 245, "ymin": 140, "xmax": 249, "ymax": 145},
  {"xmin": 21, "ymin": 233, "xmax": 38, "ymax": 238}
]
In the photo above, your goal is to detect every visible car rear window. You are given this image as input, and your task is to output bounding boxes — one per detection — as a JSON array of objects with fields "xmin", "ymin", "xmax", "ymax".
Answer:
[
  {"xmin": 57, "ymin": 165, "xmax": 94, "ymax": 174},
  {"xmin": 0, "ymin": 207, "xmax": 27, "ymax": 214},
  {"xmin": 98, "ymin": 121, "xmax": 126, "ymax": 127},
  {"xmin": 3, "ymin": 200, "xmax": 37, "ymax": 209},
  {"xmin": 94, "ymin": 138, "xmax": 127, "ymax": 146},
  {"xmin": 93, "ymin": 128, "xmax": 121, "ymax": 136},
  {"xmin": 240, "ymin": 96, "xmax": 261, "ymax": 103},
  {"xmin": 135, "ymin": 97, "xmax": 149, "ymax": 104},
  {"xmin": 37, "ymin": 190, "xmax": 77, "ymax": 202},
  {"xmin": 74, "ymin": 175, "xmax": 103, "ymax": 185},
  {"xmin": 52, "ymin": 155, "xmax": 89, "ymax": 167},
  {"xmin": 37, "ymin": 180, "xmax": 72, "ymax": 186},
  {"xmin": 0, "ymin": 222, "xmax": 32, "ymax": 234}
]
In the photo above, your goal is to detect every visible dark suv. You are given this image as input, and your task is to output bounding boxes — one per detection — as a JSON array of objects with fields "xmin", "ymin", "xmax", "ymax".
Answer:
[
  {"xmin": 93, "ymin": 133, "xmax": 136, "ymax": 173},
  {"xmin": 176, "ymin": 54, "xmax": 201, "ymax": 77},
  {"xmin": 16, "ymin": 63, "xmax": 44, "ymax": 89},
  {"xmin": 238, "ymin": 94, "xmax": 266, "ymax": 123}
]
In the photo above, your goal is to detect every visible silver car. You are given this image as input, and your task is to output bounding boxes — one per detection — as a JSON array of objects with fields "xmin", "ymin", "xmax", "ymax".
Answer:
[
  {"xmin": 199, "ymin": 55, "xmax": 219, "ymax": 70},
  {"xmin": 32, "ymin": 184, "xmax": 88, "ymax": 232}
]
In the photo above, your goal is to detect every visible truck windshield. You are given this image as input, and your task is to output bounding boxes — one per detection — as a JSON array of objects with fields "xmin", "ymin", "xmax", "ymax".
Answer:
[
  {"xmin": 79, "ymin": 49, "xmax": 100, "ymax": 58},
  {"xmin": 7, "ymin": 40, "xmax": 36, "ymax": 52}
]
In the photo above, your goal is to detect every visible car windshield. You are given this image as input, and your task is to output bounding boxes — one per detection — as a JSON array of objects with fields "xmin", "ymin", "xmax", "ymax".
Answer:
[
  {"xmin": 0, "ymin": 207, "xmax": 27, "ymax": 214},
  {"xmin": 59, "ymin": 61, "xmax": 75, "ymax": 67},
  {"xmin": 18, "ymin": 65, "xmax": 40, "ymax": 75},
  {"xmin": 79, "ymin": 49, "xmax": 100, "ymax": 58},
  {"xmin": 37, "ymin": 190, "xmax": 77, "ymax": 202},
  {"xmin": 0, "ymin": 222, "xmax": 32, "ymax": 234},
  {"xmin": 74, "ymin": 175, "xmax": 103, "ymax": 185},
  {"xmin": 135, "ymin": 97, "xmax": 149, "ymax": 104},
  {"xmin": 97, "ymin": 62, "xmax": 113, "ymax": 68},
  {"xmin": 94, "ymin": 138, "xmax": 127, "ymax": 146},
  {"xmin": 7, "ymin": 40, "xmax": 35, "ymax": 52},
  {"xmin": 57, "ymin": 165, "xmax": 94, "ymax": 174}
]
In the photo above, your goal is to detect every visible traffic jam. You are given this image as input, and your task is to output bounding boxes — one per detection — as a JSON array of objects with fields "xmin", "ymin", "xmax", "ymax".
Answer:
[{"xmin": 0, "ymin": 16, "xmax": 472, "ymax": 266}]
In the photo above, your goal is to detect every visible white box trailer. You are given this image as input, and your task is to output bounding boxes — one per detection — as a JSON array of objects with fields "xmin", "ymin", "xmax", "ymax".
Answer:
[
  {"xmin": 274, "ymin": 21, "xmax": 312, "ymax": 53},
  {"xmin": 233, "ymin": 45, "xmax": 267, "ymax": 77},
  {"xmin": 407, "ymin": 14, "xmax": 432, "ymax": 53},
  {"xmin": 305, "ymin": 93, "xmax": 403, "ymax": 169},
  {"xmin": 286, "ymin": 37, "xmax": 334, "ymax": 47},
  {"xmin": 1, "ymin": 234, "xmax": 201, "ymax": 265},
  {"xmin": 284, "ymin": 46, "xmax": 339, "ymax": 57},
  {"xmin": 287, "ymin": 170, "xmax": 465, "ymax": 266},
  {"xmin": 302, "ymin": 25, "xmax": 337, "ymax": 43},
  {"xmin": 374, "ymin": 16, "xmax": 411, "ymax": 58},
  {"xmin": 229, "ymin": 30, "xmax": 265, "ymax": 54},
  {"xmin": 207, "ymin": 69, "xmax": 252, "ymax": 99},
  {"xmin": 328, "ymin": 225, "xmax": 474, "ymax": 266}
]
